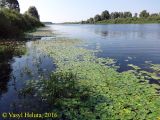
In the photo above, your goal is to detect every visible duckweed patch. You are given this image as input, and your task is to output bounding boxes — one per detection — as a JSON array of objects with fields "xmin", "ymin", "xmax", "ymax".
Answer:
[
  {"xmin": 22, "ymin": 38, "xmax": 160, "ymax": 119},
  {"xmin": 150, "ymin": 64, "xmax": 160, "ymax": 73},
  {"xmin": 141, "ymin": 63, "xmax": 160, "ymax": 80},
  {"xmin": 128, "ymin": 64, "xmax": 141, "ymax": 70},
  {"xmin": 127, "ymin": 62, "xmax": 160, "ymax": 81}
]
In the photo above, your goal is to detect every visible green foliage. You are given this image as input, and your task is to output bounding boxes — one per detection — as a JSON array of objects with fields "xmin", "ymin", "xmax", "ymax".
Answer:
[
  {"xmin": 26, "ymin": 6, "xmax": 40, "ymax": 21},
  {"xmin": 0, "ymin": 0, "xmax": 20, "ymax": 12},
  {"xmin": 0, "ymin": 41, "xmax": 26, "ymax": 58},
  {"xmin": 123, "ymin": 12, "xmax": 132, "ymax": 18},
  {"xmin": 83, "ymin": 9, "xmax": 160, "ymax": 24},
  {"xmin": 110, "ymin": 12, "xmax": 120, "ymax": 19},
  {"xmin": 128, "ymin": 64, "xmax": 141, "ymax": 70},
  {"xmin": 140, "ymin": 10, "xmax": 150, "ymax": 18},
  {"xmin": 0, "ymin": 8, "xmax": 43, "ymax": 38},
  {"xmin": 101, "ymin": 10, "xmax": 110, "ymax": 20},
  {"xmin": 138, "ymin": 63, "xmax": 160, "ymax": 80},
  {"xmin": 86, "ymin": 18, "xmax": 94, "ymax": 24},
  {"xmin": 94, "ymin": 14, "xmax": 101, "ymax": 22},
  {"xmin": 150, "ymin": 13, "xmax": 159, "ymax": 17},
  {"xmin": 119, "ymin": 12, "xmax": 124, "ymax": 18},
  {"xmin": 0, "ymin": 0, "xmax": 6, "ymax": 7},
  {"xmin": 22, "ymin": 37, "xmax": 160, "ymax": 120},
  {"xmin": 97, "ymin": 17, "xmax": 160, "ymax": 24},
  {"xmin": 134, "ymin": 13, "xmax": 138, "ymax": 18}
]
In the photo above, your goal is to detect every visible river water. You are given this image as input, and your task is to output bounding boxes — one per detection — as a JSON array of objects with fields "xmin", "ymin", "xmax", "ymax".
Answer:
[
  {"xmin": 50, "ymin": 24, "xmax": 160, "ymax": 71},
  {"xmin": 0, "ymin": 24, "xmax": 160, "ymax": 116}
]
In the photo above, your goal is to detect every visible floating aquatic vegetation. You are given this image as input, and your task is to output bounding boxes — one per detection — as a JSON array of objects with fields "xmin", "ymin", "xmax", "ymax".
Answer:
[
  {"xmin": 21, "ymin": 33, "xmax": 160, "ymax": 119},
  {"xmin": 127, "ymin": 62, "xmax": 160, "ymax": 81},
  {"xmin": 150, "ymin": 64, "xmax": 160, "ymax": 73},
  {"xmin": 26, "ymin": 27, "xmax": 55, "ymax": 39},
  {"xmin": 128, "ymin": 64, "xmax": 141, "ymax": 70},
  {"xmin": 143, "ymin": 63, "xmax": 160, "ymax": 80}
]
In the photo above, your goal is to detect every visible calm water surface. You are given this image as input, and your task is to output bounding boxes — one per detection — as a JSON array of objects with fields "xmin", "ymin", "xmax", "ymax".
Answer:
[
  {"xmin": 51, "ymin": 24, "xmax": 160, "ymax": 71},
  {"xmin": 0, "ymin": 24, "xmax": 160, "ymax": 115},
  {"xmin": 0, "ymin": 40, "xmax": 55, "ymax": 115}
]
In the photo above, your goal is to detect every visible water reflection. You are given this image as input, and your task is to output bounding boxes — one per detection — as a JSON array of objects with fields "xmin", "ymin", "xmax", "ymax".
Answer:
[
  {"xmin": 0, "ymin": 39, "xmax": 55, "ymax": 113},
  {"xmin": 94, "ymin": 30, "xmax": 109, "ymax": 37},
  {"xmin": 93, "ymin": 28, "xmax": 159, "ymax": 40},
  {"xmin": 0, "ymin": 41, "xmax": 26, "ymax": 97}
]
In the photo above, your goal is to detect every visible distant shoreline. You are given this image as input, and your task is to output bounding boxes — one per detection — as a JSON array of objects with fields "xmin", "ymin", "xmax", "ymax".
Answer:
[
  {"xmin": 96, "ymin": 17, "xmax": 160, "ymax": 24},
  {"xmin": 59, "ymin": 22, "xmax": 160, "ymax": 25},
  {"xmin": 42, "ymin": 22, "xmax": 54, "ymax": 25},
  {"xmin": 58, "ymin": 17, "xmax": 160, "ymax": 25}
]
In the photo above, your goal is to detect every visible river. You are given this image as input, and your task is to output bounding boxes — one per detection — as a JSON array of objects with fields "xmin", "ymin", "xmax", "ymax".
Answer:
[{"xmin": 0, "ymin": 24, "xmax": 160, "ymax": 115}]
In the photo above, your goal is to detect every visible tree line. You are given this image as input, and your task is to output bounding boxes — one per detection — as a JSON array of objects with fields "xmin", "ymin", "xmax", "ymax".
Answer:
[
  {"xmin": 81, "ymin": 10, "xmax": 160, "ymax": 24},
  {"xmin": 0, "ymin": 0, "xmax": 43, "ymax": 38},
  {"xmin": 0, "ymin": 0, "xmax": 40, "ymax": 20}
]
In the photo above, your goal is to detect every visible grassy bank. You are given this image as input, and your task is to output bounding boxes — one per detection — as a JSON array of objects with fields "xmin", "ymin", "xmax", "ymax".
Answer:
[
  {"xmin": 96, "ymin": 17, "xmax": 160, "ymax": 24},
  {"xmin": 20, "ymin": 36, "xmax": 160, "ymax": 119},
  {"xmin": 0, "ymin": 8, "xmax": 44, "ymax": 38}
]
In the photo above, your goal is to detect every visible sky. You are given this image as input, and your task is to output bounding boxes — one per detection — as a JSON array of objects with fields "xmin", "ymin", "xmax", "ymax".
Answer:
[{"xmin": 19, "ymin": 0, "xmax": 160, "ymax": 23}]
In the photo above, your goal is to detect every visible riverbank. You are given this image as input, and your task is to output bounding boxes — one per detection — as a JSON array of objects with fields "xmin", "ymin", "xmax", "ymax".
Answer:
[{"xmin": 0, "ymin": 8, "xmax": 44, "ymax": 39}]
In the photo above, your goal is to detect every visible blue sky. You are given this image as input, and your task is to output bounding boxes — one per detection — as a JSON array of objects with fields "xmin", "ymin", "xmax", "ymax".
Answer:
[{"xmin": 19, "ymin": 0, "xmax": 160, "ymax": 23}]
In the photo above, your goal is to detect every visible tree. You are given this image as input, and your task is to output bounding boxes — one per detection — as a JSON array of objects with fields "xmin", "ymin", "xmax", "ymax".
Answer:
[
  {"xmin": 139, "ymin": 10, "xmax": 149, "ymax": 18},
  {"xmin": 94, "ymin": 14, "xmax": 101, "ymax": 22},
  {"xmin": 81, "ymin": 20, "xmax": 86, "ymax": 24},
  {"xmin": 150, "ymin": 13, "xmax": 158, "ymax": 17},
  {"xmin": 0, "ymin": 0, "xmax": 20, "ymax": 12},
  {"xmin": 88, "ymin": 18, "xmax": 94, "ymax": 23},
  {"xmin": 86, "ymin": 18, "xmax": 94, "ymax": 24},
  {"xmin": 0, "ymin": 0, "xmax": 6, "ymax": 8},
  {"xmin": 27, "ymin": 6, "xmax": 40, "ymax": 20},
  {"xmin": 7, "ymin": 0, "xmax": 20, "ymax": 12},
  {"xmin": 119, "ymin": 12, "xmax": 124, "ymax": 18},
  {"xmin": 123, "ymin": 12, "xmax": 132, "ymax": 18},
  {"xmin": 101, "ymin": 10, "xmax": 110, "ymax": 20},
  {"xmin": 86, "ymin": 19, "xmax": 89, "ymax": 24},
  {"xmin": 110, "ymin": 12, "xmax": 120, "ymax": 19},
  {"xmin": 134, "ymin": 13, "xmax": 138, "ymax": 18}
]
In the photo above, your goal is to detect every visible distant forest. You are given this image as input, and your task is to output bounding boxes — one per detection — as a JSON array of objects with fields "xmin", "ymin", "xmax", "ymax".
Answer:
[{"xmin": 81, "ymin": 10, "xmax": 160, "ymax": 24}]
